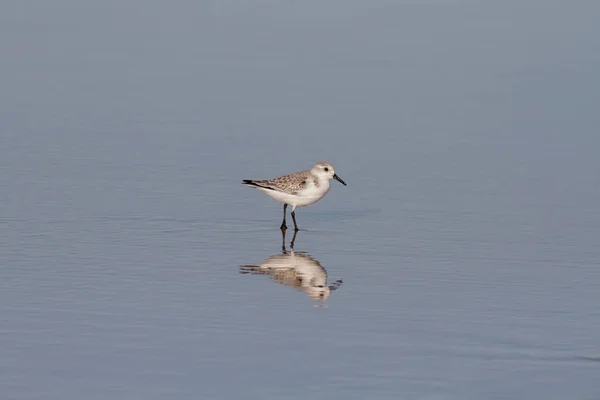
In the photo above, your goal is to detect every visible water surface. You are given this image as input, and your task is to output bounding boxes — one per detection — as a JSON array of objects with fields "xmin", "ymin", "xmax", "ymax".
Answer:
[{"xmin": 2, "ymin": 1, "xmax": 600, "ymax": 399}]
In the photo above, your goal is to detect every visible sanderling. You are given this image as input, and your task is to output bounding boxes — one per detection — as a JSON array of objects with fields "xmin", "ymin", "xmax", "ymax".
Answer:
[{"xmin": 242, "ymin": 161, "xmax": 347, "ymax": 230}]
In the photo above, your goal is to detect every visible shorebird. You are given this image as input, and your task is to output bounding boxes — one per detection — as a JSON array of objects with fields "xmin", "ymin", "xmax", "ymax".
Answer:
[{"xmin": 242, "ymin": 161, "xmax": 346, "ymax": 230}]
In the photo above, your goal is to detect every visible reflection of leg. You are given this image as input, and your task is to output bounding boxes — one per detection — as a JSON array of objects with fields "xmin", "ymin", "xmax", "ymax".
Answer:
[
  {"xmin": 290, "ymin": 229, "xmax": 298, "ymax": 250},
  {"xmin": 281, "ymin": 228, "xmax": 287, "ymax": 253},
  {"xmin": 291, "ymin": 210, "xmax": 299, "ymax": 231},
  {"xmin": 280, "ymin": 204, "xmax": 288, "ymax": 230}
]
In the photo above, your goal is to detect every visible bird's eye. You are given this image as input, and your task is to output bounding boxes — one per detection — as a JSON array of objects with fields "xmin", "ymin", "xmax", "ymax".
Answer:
[{"xmin": 324, "ymin": 167, "xmax": 329, "ymax": 172}]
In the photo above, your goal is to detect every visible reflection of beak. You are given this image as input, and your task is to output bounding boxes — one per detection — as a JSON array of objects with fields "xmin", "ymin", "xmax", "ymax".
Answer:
[
  {"xmin": 329, "ymin": 279, "xmax": 343, "ymax": 291},
  {"xmin": 333, "ymin": 174, "xmax": 347, "ymax": 186}
]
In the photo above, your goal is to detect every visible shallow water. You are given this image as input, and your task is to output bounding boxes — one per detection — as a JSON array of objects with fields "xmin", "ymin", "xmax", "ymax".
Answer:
[{"xmin": 2, "ymin": 2, "xmax": 600, "ymax": 399}]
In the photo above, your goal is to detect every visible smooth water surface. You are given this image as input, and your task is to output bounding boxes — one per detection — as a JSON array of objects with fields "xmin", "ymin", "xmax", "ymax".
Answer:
[{"xmin": 2, "ymin": 2, "xmax": 600, "ymax": 399}]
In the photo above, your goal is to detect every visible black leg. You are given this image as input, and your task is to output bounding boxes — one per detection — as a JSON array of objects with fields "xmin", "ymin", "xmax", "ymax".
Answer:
[
  {"xmin": 290, "ymin": 229, "xmax": 298, "ymax": 249},
  {"xmin": 291, "ymin": 209, "xmax": 299, "ymax": 231},
  {"xmin": 280, "ymin": 204, "xmax": 288, "ymax": 230}
]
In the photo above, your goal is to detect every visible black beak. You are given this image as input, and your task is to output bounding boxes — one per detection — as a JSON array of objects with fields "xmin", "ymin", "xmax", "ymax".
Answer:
[{"xmin": 333, "ymin": 174, "xmax": 346, "ymax": 186}]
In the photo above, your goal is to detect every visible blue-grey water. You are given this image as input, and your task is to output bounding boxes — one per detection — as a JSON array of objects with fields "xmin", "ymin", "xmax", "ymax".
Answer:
[{"xmin": 2, "ymin": 2, "xmax": 600, "ymax": 399}]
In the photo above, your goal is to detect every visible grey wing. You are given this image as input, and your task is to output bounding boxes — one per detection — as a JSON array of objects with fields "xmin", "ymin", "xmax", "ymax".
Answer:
[{"xmin": 268, "ymin": 171, "xmax": 311, "ymax": 194}]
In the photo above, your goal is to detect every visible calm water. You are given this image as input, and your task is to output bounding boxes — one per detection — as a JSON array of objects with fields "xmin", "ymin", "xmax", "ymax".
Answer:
[{"xmin": 2, "ymin": 2, "xmax": 600, "ymax": 399}]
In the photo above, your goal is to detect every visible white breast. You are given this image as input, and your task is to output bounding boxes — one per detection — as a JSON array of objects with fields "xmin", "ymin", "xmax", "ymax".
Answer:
[{"xmin": 293, "ymin": 178, "xmax": 331, "ymax": 207}]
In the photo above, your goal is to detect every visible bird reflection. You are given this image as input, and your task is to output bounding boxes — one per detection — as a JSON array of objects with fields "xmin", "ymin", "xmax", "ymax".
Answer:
[{"xmin": 240, "ymin": 230, "xmax": 343, "ymax": 301}]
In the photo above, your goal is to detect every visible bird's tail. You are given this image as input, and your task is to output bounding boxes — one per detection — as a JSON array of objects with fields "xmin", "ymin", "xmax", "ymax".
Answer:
[{"xmin": 241, "ymin": 179, "xmax": 272, "ymax": 190}]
